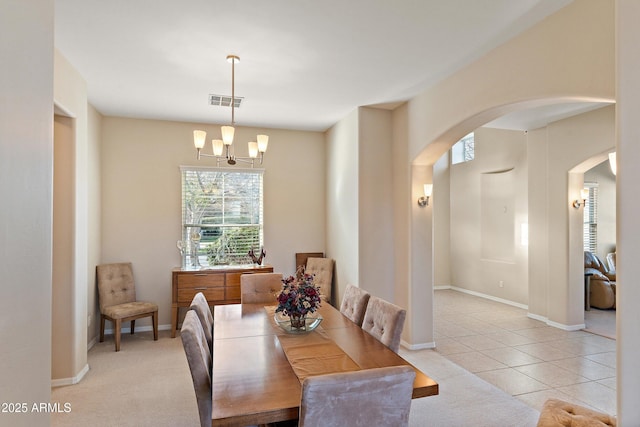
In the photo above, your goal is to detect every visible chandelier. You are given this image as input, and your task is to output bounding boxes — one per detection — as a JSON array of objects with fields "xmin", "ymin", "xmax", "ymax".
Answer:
[{"xmin": 193, "ymin": 55, "xmax": 268, "ymax": 167}]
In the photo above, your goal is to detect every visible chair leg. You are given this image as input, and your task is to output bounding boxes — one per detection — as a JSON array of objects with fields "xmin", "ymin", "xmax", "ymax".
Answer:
[
  {"xmin": 130, "ymin": 319, "xmax": 135, "ymax": 335},
  {"xmin": 153, "ymin": 311, "xmax": 158, "ymax": 341},
  {"xmin": 114, "ymin": 318, "xmax": 122, "ymax": 352},
  {"xmin": 99, "ymin": 316, "xmax": 105, "ymax": 342}
]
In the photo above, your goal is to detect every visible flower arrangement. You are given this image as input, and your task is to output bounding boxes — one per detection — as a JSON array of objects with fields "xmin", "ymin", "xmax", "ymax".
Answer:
[{"xmin": 276, "ymin": 266, "xmax": 322, "ymax": 323}]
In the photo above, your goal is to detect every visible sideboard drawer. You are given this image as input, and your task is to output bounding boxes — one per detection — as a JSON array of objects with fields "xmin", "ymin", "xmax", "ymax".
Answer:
[
  {"xmin": 225, "ymin": 285, "xmax": 241, "ymax": 300},
  {"xmin": 177, "ymin": 273, "xmax": 225, "ymax": 288},
  {"xmin": 178, "ymin": 287, "xmax": 225, "ymax": 303}
]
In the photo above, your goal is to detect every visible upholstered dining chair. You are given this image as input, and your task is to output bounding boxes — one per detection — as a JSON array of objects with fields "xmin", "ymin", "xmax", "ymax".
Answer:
[
  {"xmin": 299, "ymin": 365, "xmax": 415, "ymax": 427},
  {"xmin": 305, "ymin": 257, "xmax": 334, "ymax": 304},
  {"xmin": 189, "ymin": 292, "xmax": 213, "ymax": 353},
  {"xmin": 96, "ymin": 262, "xmax": 158, "ymax": 352},
  {"xmin": 339, "ymin": 284, "xmax": 371, "ymax": 327},
  {"xmin": 361, "ymin": 296, "xmax": 406, "ymax": 353},
  {"xmin": 181, "ymin": 310, "xmax": 212, "ymax": 427},
  {"xmin": 240, "ymin": 272, "xmax": 283, "ymax": 304}
]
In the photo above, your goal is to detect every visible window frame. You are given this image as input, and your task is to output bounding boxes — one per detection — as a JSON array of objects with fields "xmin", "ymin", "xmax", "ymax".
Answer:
[{"xmin": 180, "ymin": 166, "xmax": 264, "ymax": 267}]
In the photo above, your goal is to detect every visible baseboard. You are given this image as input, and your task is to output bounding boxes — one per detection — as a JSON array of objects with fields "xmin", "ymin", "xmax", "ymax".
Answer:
[
  {"xmin": 103, "ymin": 323, "xmax": 172, "ymax": 335},
  {"xmin": 546, "ymin": 318, "xmax": 586, "ymax": 331},
  {"xmin": 440, "ymin": 286, "xmax": 586, "ymax": 331},
  {"xmin": 51, "ymin": 363, "xmax": 90, "ymax": 388},
  {"xmin": 401, "ymin": 340, "xmax": 436, "ymax": 350},
  {"xmin": 446, "ymin": 285, "xmax": 528, "ymax": 310},
  {"xmin": 528, "ymin": 312, "xmax": 585, "ymax": 330}
]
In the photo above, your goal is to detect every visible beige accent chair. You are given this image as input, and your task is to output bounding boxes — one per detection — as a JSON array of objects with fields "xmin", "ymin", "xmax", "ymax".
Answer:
[
  {"xmin": 305, "ymin": 257, "xmax": 334, "ymax": 304},
  {"xmin": 299, "ymin": 365, "xmax": 415, "ymax": 427},
  {"xmin": 339, "ymin": 284, "xmax": 371, "ymax": 327},
  {"xmin": 189, "ymin": 292, "xmax": 213, "ymax": 353},
  {"xmin": 181, "ymin": 310, "xmax": 212, "ymax": 427},
  {"xmin": 240, "ymin": 272, "xmax": 283, "ymax": 304},
  {"xmin": 537, "ymin": 398, "xmax": 616, "ymax": 426},
  {"xmin": 96, "ymin": 262, "xmax": 158, "ymax": 352},
  {"xmin": 362, "ymin": 296, "xmax": 406, "ymax": 353}
]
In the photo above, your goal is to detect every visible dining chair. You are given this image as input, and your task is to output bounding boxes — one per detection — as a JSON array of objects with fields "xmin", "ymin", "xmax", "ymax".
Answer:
[
  {"xmin": 299, "ymin": 365, "xmax": 415, "ymax": 427},
  {"xmin": 361, "ymin": 296, "xmax": 406, "ymax": 353},
  {"xmin": 96, "ymin": 262, "xmax": 158, "ymax": 352},
  {"xmin": 305, "ymin": 257, "xmax": 334, "ymax": 304},
  {"xmin": 240, "ymin": 272, "xmax": 283, "ymax": 304},
  {"xmin": 189, "ymin": 292, "xmax": 213, "ymax": 353},
  {"xmin": 339, "ymin": 284, "xmax": 371, "ymax": 327},
  {"xmin": 181, "ymin": 310, "xmax": 212, "ymax": 427}
]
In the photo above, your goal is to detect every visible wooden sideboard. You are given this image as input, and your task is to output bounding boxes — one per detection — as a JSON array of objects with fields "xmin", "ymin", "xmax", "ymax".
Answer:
[{"xmin": 171, "ymin": 264, "xmax": 274, "ymax": 337}]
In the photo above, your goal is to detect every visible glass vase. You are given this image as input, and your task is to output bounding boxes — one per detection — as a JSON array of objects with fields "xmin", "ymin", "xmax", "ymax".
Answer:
[{"xmin": 289, "ymin": 313, "xmax": 307, "ymax": 330}]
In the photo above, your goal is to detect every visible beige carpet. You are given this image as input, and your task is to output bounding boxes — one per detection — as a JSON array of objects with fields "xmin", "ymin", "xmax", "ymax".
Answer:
[
  {"xmin": 584, "ymin": 308, "xmax": 616, "ymax": 340},
  {"xmin": 52, "ymin": 330, "xmax": 539, "ymax": 427}
]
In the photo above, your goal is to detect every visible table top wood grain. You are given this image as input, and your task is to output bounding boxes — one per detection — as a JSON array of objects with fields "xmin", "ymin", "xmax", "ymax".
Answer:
[{"xmin": 211, "ymin": 303, "xmax": 439, "ymax": 426}]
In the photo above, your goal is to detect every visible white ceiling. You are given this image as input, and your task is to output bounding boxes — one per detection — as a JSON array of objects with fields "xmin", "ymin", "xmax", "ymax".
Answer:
[{"xmin": 55, "ymin": 0, "xmax": 586, "ymax": 133}]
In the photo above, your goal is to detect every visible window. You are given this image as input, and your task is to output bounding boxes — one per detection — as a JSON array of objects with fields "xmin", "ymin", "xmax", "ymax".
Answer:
[
  {"xmin": 451, "ymin": 132, "xmax": 475, "ymax": 164},
  {"xmin": 181, "ymin": 167, "xmax": 263, "ymax": 267},
  {"xmin": 583, "ymin": 182, "xmax": 598, "ymax": 254}
]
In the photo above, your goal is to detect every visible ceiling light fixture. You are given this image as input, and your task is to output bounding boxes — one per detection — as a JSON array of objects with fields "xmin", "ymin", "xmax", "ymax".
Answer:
[{"xmin": 193, "ymin": 55, "xmax": 268, "ymax": 167}]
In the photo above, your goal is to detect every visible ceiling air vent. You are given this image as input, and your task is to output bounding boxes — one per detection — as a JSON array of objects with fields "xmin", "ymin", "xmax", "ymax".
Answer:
[{"xmin": 209, "ymin": 94, "xmax": 243, "ymax": 108}]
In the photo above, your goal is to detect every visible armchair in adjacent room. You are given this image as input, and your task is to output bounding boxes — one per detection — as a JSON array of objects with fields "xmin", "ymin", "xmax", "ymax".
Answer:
[{"xmin": 584, "ymin": 251, "xmax": 616, "ymax": 310}]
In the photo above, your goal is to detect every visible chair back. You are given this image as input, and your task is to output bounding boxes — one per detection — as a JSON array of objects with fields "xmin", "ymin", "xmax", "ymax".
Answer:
[
  {"xmin": 181, "ymin": 310, "xmax": 212, "ymax": 427},
  {"xmin": 362, "ymin": 296, "xmax": 406, "ymax": 353},
  {"xmin": 240, "ymin": 273, "xmax": 283, "ymax": 304},
  {"xmin": 305, "ymin": 257, "xmax": 334, "ymax": 303},
  {"xmin": 189, "ymin": 292, "xmax": 213, "ymax": 351},
  {"xmin": 299, "ymin": 365, "xmax": 415, "ymax": 427},
  {"xmin": 96, "ymin": 262, "xmax": 137, "ymax": 311},
  {"xmin": 340, "ymin": 284, "xmax": 371, "ymax": 326}
]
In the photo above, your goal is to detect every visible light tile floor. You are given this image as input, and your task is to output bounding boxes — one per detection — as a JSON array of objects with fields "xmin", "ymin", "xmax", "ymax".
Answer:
[{"xmin": 433, "ymin": 289, "xmax": 617, "ymax": 416}]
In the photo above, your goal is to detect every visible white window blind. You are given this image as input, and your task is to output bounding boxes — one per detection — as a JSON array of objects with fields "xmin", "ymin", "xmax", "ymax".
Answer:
[
  {"xmin": 583, "ymin": 183, "xmax": 598, "ymax": 254},
  {"xmin": 181, "ymin": 167, "xmax": 263, "ymax": 266}
]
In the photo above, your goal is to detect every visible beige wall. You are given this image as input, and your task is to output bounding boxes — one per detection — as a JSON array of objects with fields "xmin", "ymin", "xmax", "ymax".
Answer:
[
  {"xmin": 100, "ymin": 117, "xmax": 325, "ymax": 328},
  {"xmin": 616, "ymin": 1, "xmax": 640, "ymax": 420},
  {"xmin": 358, "ymin": 107, "xmax": 394, "ymax": 302},
  {"xmin": 398, "ymin": 0, "xmax": 614, "ymax": 348},
  {"xmin": 325, "ymin": 107, "xmax": 396, "ymax": 309},
  {"xmin": 0, "ymin": 1, "xmax": 53, "ymax": 425},
  {"xmin": 53, "ymin": 50, "xmax": 91, "ymax": 384},
  {"xmin": 449, "ymin": 128, "xmax": 529, "ymax": 305},
  {"xmin": 87, "ymin": 104, "xmax": 102, "ymax": 344},
  {"xmin": 326, "ymin": 110, "xmax": 359, "ymax": 305},
  {"xmin": 544, "ymin": 105, "xmax": 615, "ymax": 327},
  {"xmin": 52, "ymin": 115, "xmax": 75, "ymax": 381}
]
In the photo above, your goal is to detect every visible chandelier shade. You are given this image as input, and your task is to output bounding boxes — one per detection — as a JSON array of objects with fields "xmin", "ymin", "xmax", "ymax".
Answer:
[{"xmin": 193, "ymin": 54, "xmax": 268, "ymax": 167}]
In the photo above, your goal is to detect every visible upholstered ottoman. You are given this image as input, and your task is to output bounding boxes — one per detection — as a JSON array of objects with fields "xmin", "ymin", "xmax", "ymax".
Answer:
[{"xmin": 537, "ymin": 399, "xmax": 616, "ymax": 426}]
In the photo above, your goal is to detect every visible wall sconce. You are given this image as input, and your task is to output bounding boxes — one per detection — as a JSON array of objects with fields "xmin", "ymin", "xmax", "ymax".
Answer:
[
  {"xmin": 609, "ymin": 152, "xmax": 616, "ymax": 176},
  {"xmin": 572, "ymin": 188, "xmax": 589, "ymax": 209},
  {"xmin": 418, "ymin": 184, "xmax": 433, "ymax": 207}
]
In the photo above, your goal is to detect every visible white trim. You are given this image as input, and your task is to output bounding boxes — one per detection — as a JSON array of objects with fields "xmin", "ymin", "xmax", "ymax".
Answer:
[
  {"xmin": 103, "ymin": 323, "xmax": 171, "ymax": 336},
  {"xmin": 87, "ymin": 336, "xmax": 97, "ymax": 351},
  {"xmin": 439, "ymin": 287, "xmax": 586, "ymax": 331},
  {"xmin": 401, "ymin": 340, "xmax": 436, "ymax": 350},
  {"xmin": 446, "ymin": 285, "xmax": 529, "ymax": 310},
  {"xmin": 51, "ymin": 364, "xmax": 90, "ymax": 388},
  {"xmin": 527, "ymin": 313, "xmax": 585, "ymax": 330}
]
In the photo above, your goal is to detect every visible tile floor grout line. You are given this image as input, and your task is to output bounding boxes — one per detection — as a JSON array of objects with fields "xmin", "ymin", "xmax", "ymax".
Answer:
[{"xmin": 433, "ymin": 289, "xmax": 617, "ymax": 416}]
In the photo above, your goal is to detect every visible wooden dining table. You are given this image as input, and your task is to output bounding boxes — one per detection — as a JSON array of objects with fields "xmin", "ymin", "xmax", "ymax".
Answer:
[{"xmin": 211, "ymin": 302, "xmax": 439, "ymax": 426}]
